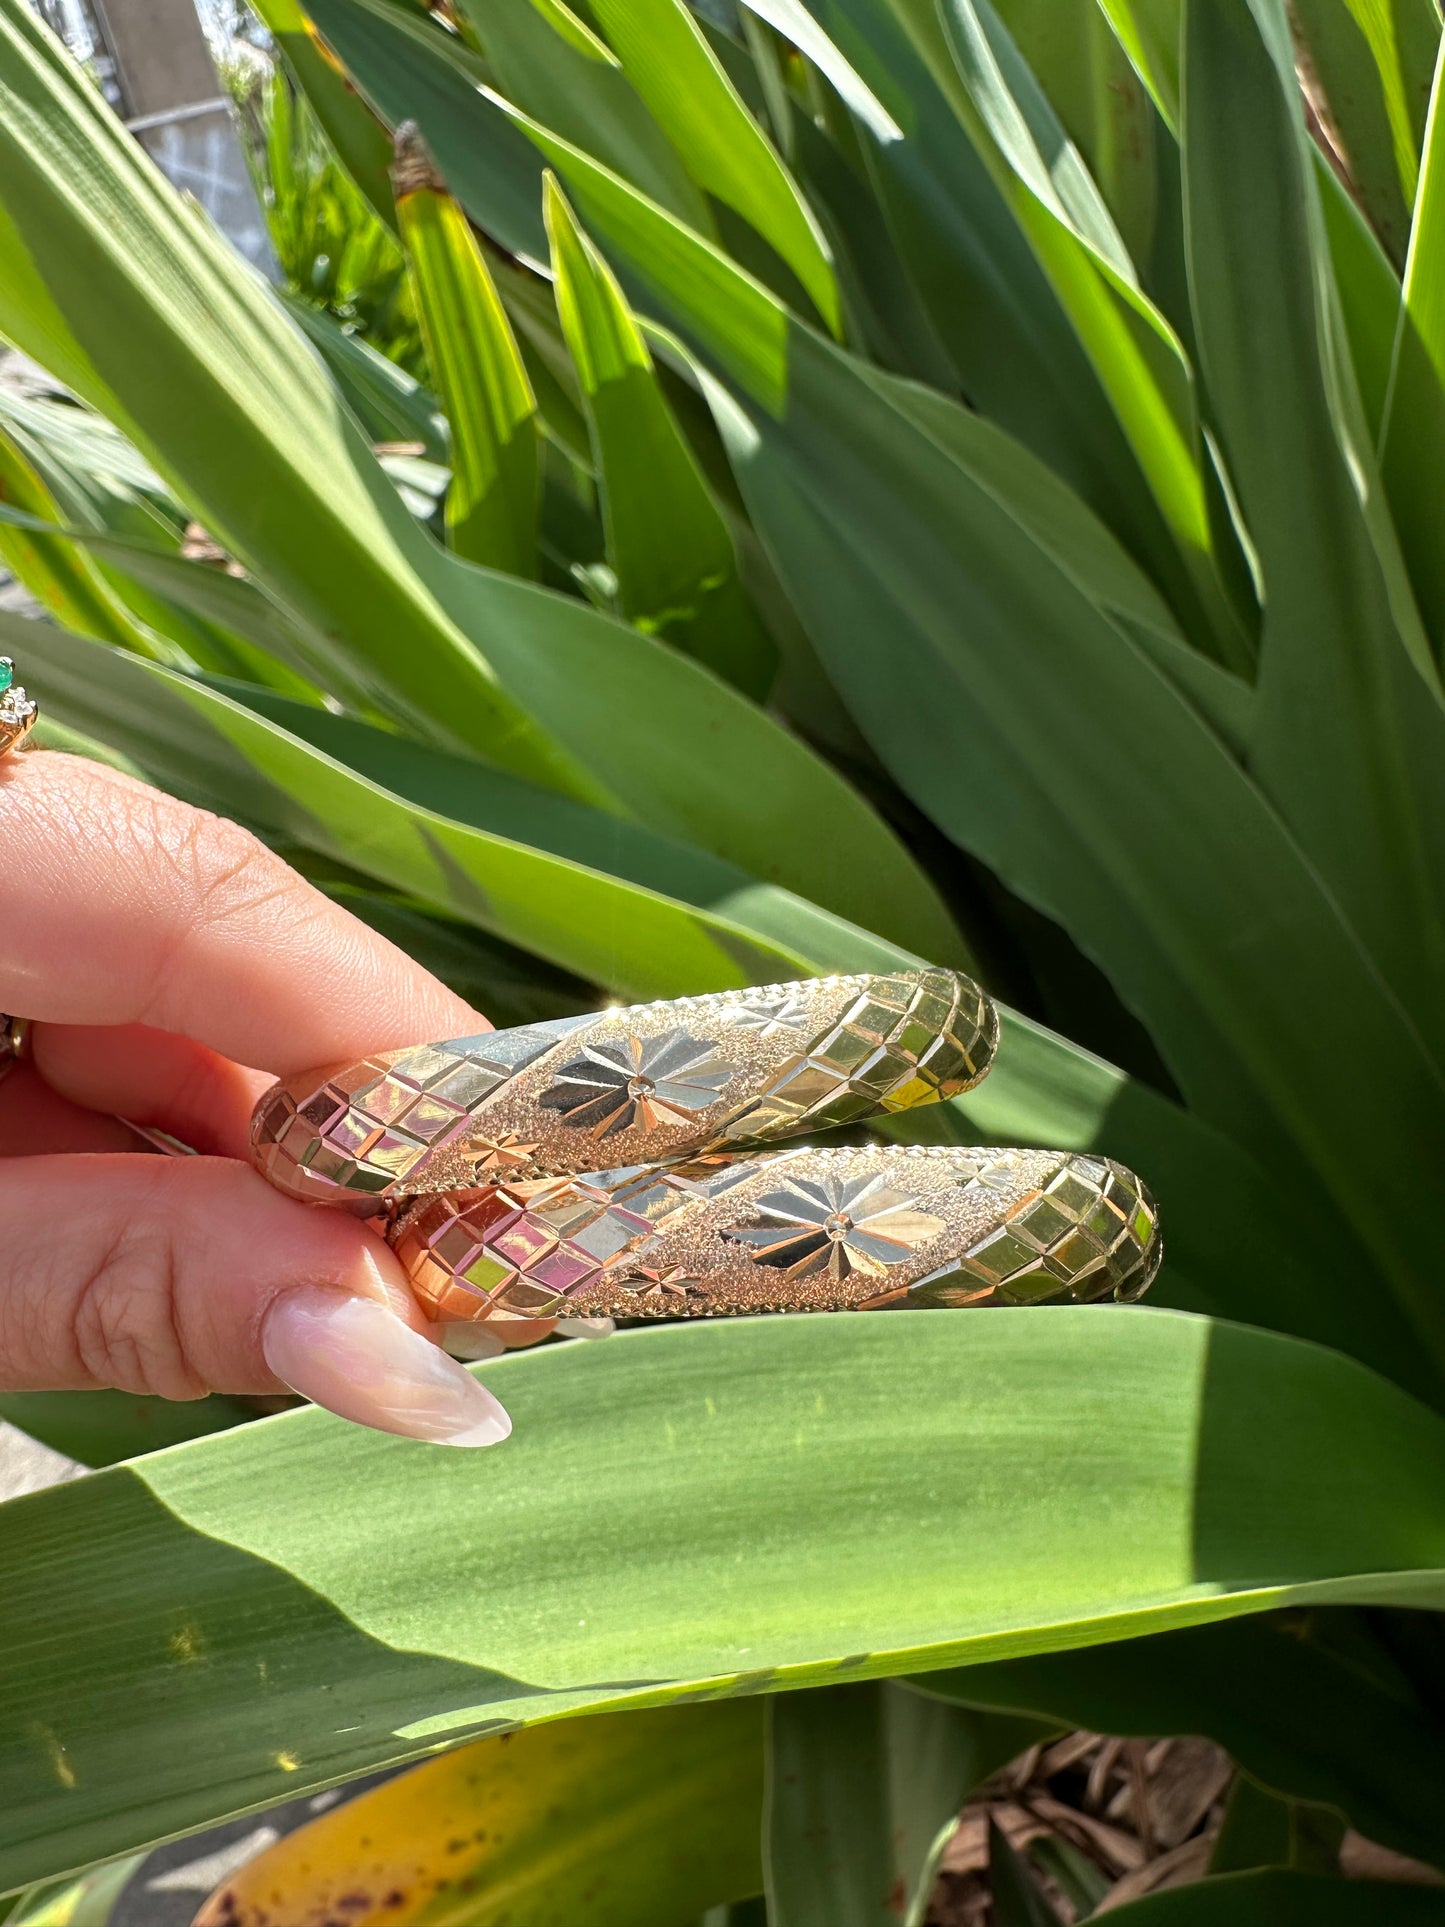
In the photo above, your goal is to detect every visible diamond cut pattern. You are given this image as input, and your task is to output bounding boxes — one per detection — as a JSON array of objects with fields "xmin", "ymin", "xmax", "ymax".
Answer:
[
  {"xmin": 722, "ymin": 969, "xmax": 997, "ymax": 1141},
  {"xmin": 391, "ymin": 1147, "xmax": 1161, "ymax": 1321},
  {"xmin": 953, "ymin": 1156, "xmax": 1160, "ymax": 1303},
  {"xmin": 251, "ymin": 1019, "xmax": 587, "ymax": 1204},
  {"xmin": 392, "ymin": 1180, "xmax": 657, "ymax": 1322}
]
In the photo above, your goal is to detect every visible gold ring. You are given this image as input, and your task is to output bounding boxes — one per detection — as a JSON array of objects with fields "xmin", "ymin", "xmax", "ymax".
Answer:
[
  {"xmin": 0, "ymin": 1016, "xmax": 31, "ymax": 1089},
  {"xmin": 0, "ymin": 658, "xmax": 37, "ymax": 758},
  {"xmin": 250, "ymin": 971, "xmax": 1161, "ymax": 1324}
]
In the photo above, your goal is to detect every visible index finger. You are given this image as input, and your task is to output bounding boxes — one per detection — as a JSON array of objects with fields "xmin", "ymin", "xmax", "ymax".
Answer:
[{"xmin": 1, "ymin": 751, "xmax": 483, "ymax": 1073}]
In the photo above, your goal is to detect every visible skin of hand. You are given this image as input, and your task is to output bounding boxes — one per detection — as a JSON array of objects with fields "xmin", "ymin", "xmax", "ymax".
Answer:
[{"xmin": 0, "ymin": 748, "xmax": 549, "ymax": 1447}]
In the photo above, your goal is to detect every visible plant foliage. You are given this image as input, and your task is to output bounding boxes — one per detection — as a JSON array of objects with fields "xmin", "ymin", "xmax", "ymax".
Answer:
[{"xmin": 1, "ymin": 0, "xmax": 1445, "ymax": 1916}]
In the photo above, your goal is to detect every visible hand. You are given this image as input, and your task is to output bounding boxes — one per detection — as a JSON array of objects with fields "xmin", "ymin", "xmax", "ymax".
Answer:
[{"xmin": 0, "ymin": 750, "xmax": 513, "ymax": 1446}]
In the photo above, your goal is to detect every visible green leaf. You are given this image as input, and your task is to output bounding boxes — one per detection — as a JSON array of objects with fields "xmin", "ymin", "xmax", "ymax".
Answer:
[
  {"xmin": 6, "ymin": 1309, "xmax": 1445, "ymax": 1885},
  {"xmin": 763, "ymin": 1684, "xmax": 1041, "ymax": 1927},
  {"xmin": 1381, "ymin": 39, "xmax": 1445, "ymax": 649},
  {"xmin": 1094, "ymin": 0, "xmax": 1180, "ymax": 127},
  {"xmin": 990, "ymin": 0, "xmax": 1160, "ymax": 268},
  {"xmin": 0, "ymin": 389, "xmax": 292, "ymax": 681},
  {"xmin": 285, "ymin": 294, "xmax": 450, "ymax": 458},
  {"xmin": 927, "ymin": 0, "xmax": 1252, "ymax": 668},
  {"xmin": 305, "ymin": 0, "xmax": 551, "ymax": 261},
  {"xmin": 546, "ymin": 179, "xmax": 776, "ymax": 696},
  {"xmin": 1183, "ymin": 0, "xmax": 1445, "ymax": 1061},
  {"xmin": 394, "ymin": 125, "xmax": 541, "ymax": 575},
  {"xmin": 1208, "ymin": 1775, "xmax": 1344, "ymax": 1876},
  {"xmin": 915, "ymin": 1615, "xmax": 1445, "ymax": 1870},
  {"xmin": 0, "ymin": 502, "xmax": 341, "ymax": 702},
  {"xmin": 870, "ymin": 370, "xmax": 1252, "ymax": 752},
  {"xmin": 1316, "ymin": 152, "xmax": 1401, "ymax": 441},
  {"xmin": 6, "ymin": 1855, "xmax": 144, "ymax": 1927},
  {"xmin": 527, "ymin": 131, "xmax": 1445, "ymax": 1376},
  {"xmin": 195, "ymin": 1704, "xmax": 764, "ymax": 1927},
  {"xmin": 1097, "ymin": 1870, "xmax": 1445, "ymax": 1924},
  {"xmin": 0, "ymin": 0, "xmax": 587, "ymax": 790},
  {"xmin": 581, "ymin": 0, "xmax": 839, "ymax": 331},
  {"xmin": 936, "ymin": 0, "xmax": 1134, "ymax": 275},
  {"xmin": 1209, "ymin": 1775, "xmax": 1296, "ymax": 1874},
  {"xmin": 795, "ymin": 0, "xmax": 1245, "ymax": 667},
  {"xmin": 0, "ymin": 6, "xmax": 962, "ymax": 961},
  {"xmin": 1291, "ymin": 0, "xmax": 1440, "ymax": 266},
  {"xmin": 0, "ymin": 1392, "xmax": 252, "ymax": 1470},
  {"xmin": 0, "ymin": 422, "xmax": 170, "ymax": 658},
  {"xmin": 988, "ymin": 1820, "xmax": 1064, "ymax": 1927},
  {"xmin": 452, "ymin": 0, "xmax": 714, "ymax": 236},
  {"xmin": 766, "ymin": 0, "xmax": 1178, "ymax": 561}
]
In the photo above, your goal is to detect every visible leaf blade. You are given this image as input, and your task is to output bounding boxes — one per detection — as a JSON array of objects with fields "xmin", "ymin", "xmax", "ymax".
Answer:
[{"xmin": 5, "ymin": 1309, "xmax": 1445, "ymax": 1886}]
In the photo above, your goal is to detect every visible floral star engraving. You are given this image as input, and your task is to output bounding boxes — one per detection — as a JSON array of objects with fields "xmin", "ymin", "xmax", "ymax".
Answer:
[
  {"xmin": 614, "ymin": 1266, "xmax": 703, "ymax": 1306},
  {"xmin": 723, "ymin": 995, "xmax": 815, "ymax": 1037},
  {"xmin": 722, "ymin": 1173, "xmax": 945, "ymax": 1283},
  {"xmin": 468, "ymin": 1133, "xmax": 541, "ymax": 1175},
  {"xmin": 539, "ymin": 1030, "xmax": 735, "ymax": 1138}
]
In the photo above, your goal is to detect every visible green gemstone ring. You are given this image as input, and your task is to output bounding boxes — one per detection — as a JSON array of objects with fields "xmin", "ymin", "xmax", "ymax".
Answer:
[{"xmin": 0, "ymin": 657, "xmax": 37, "ymax": 758}]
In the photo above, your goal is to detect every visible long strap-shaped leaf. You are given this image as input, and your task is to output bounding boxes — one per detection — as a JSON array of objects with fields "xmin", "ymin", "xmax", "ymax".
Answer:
[
  {"xmin": 581, "ymin": 0, "xmax": 840, "ymax": 332},
  {"xmin": 195, "ymin": 1703, "xmax": 766, "ymax": 1927},
  {"xmin": 394, "ymin": 126, "xmax": 541, "ymax": 577},
  {"xmin": 768, "ymin": 0, "xmax": 1250, "ymax": 666},
  {"xmin": 546, "ymin": 179, "xmax": 778, "ymax": 697},
  {"xmin": 1183, "ymin": 0, "xmax": 1445, "ymax": 1063},
  {"xmin": 507, "ymin": 124, "xmax": 1445, "ymax": 1377},
  {"xmin": 0, "ymin": 0, "xmax": 959, "ymax": 961},
  {"xmin": 1381, "ymin": 37, "xmax": 1445, "ymax": 647},
  {"xmin": 4, "ymin": 1310, "xmax": 1445, "ymax": 1886},
  {"xmin": 0, "ymin": 0, "xmax": 583, "ymax": 789}
]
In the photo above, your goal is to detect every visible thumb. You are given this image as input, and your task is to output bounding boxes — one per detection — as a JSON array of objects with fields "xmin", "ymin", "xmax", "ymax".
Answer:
[{"xmin": 0, "ymin": 1154, "xmax": 510, "ymax": 1447}]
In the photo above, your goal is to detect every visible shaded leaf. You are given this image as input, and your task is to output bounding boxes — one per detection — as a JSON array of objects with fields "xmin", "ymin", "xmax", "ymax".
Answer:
[
  {"xmin": 1098, "ymin": 1868, "xmax": 1445, "ymax": 1924},
  {"xmin": 763, "ymin": 1682, "xmax": 1040, "ymax": 1927},
  {"xmin": 916, "ymin": 1615, "xmax": 1445, "ymax": 1871}
]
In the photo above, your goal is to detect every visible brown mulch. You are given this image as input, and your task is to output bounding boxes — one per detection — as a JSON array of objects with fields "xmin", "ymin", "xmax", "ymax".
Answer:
[{"xmin": 922, "ymin": 1732, "xmax": 1442, "ymax": 1924}]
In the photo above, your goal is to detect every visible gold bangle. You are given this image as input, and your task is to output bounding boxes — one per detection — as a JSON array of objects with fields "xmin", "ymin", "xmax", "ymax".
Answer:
[{"xmin": 251, "ymin": 972, "xmax": 1162, "ymax": 1324}]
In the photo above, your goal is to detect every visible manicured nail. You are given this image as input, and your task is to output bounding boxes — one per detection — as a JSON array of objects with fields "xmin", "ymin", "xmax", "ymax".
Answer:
[
  {"xmin": 262, "ymin": 1286, "xmax": 511, "ymax": 1446},
  {"xmin": 439, "ymin": 1321, "xmax": 507, "ymax": 1361},
  {"xmin": 557, "ymin": 1316, "xmax": 615, "ymax": 1340}
]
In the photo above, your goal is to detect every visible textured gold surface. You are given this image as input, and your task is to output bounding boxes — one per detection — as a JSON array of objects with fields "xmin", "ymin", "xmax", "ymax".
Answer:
[
  {"xmin": 389, "ymin": 1145, "xmax": 1161, "ymax": 1323},
  {"xmin": 250, "ymin": 970, "xmax": 997, "ymax": 1207},
  {"xmin": 0, "ymin": 1015, "xmax": 29, "ymax": 1090},
  {"xmin": 250, "ymin": 969, "xmax": 1162, "ymax": 1330}
]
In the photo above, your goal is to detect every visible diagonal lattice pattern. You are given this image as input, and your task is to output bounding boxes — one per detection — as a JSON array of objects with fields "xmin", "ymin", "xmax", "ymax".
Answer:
[
  {"xmin": 391, "ymin": 1145, "xmax": 1161, "ymax": 1322},
  {"xmin": 251, "ymin": 971, "xmax": 998, "ymax": 1205}
]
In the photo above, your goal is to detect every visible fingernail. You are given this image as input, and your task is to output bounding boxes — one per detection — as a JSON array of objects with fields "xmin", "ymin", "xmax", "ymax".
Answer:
[
  {"xmin": 439, "ymin": 1321, "xmax": 507, "ymax": 1361},
  {"xmin": 557, "ymin": 1316, "xmax": 615, "ymax": 1340},
  {"xmin": 263, "ymin": 1286, "xmax": 512, "ymax": 1447}
]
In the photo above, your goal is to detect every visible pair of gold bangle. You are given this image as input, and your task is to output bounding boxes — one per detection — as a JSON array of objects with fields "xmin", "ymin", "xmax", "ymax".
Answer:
[
  {"xmin": 251, "ymin": 971, "xmax": 1162, "ymax": 1327},
  {"xmin": 0, "ymin": 656, "xmax": 1162, "ymax": 1324}
]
